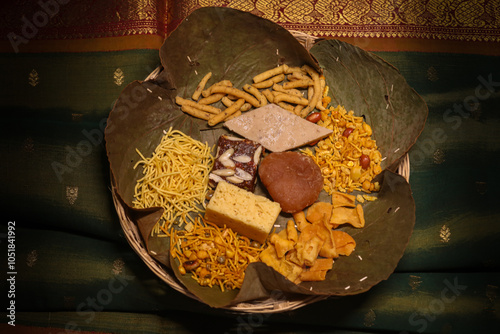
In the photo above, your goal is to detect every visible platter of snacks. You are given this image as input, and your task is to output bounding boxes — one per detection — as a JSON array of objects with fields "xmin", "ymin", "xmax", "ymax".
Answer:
[{"xmin": 105, "ymin": 7, "xmax": 427, "ymax": 312}]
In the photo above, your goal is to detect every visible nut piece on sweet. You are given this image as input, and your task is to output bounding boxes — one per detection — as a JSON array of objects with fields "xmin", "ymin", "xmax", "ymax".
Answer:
[
  {"xmin": 209, "ymin": 135, "xmax": 263, "ymax": 192},
  {"xmin": 258, "ymin": 151, "xmax": 323, "ymax": 213}
]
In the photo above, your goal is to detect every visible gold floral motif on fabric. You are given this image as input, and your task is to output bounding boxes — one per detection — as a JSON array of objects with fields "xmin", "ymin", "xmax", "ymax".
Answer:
[{"xmin": 173, "ymin": 0, "xmax": 500, "ymax": 42}]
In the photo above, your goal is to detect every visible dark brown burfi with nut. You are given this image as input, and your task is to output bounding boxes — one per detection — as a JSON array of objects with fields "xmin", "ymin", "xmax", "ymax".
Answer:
[{"xmin": 209, "ymin": 135, "xmax": 263, "ymax": 192}]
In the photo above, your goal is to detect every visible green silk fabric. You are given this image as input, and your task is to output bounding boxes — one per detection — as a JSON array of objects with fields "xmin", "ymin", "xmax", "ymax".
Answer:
[{"xmin": 1, "ymin": 49, "xmax": 499, "ymax": 333}]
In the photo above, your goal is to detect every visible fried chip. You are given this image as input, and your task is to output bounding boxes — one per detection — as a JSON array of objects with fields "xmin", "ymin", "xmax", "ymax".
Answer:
[
  {"xmin": 309, "ymin": 258, "xmax": 334, "ymax": 272},
  {"xmin": 331, "ymin": 191, "xmax": 356, "ymax": 208},
  {"xmin": 260, "ymin": 199, "xmax": 365, "ymax": 284},
  {"xmin": 315, "ymin": 221, "xmax": 338, "ymax": 259},
  {"xmin": 259, "ymin": 244, "xmax": 281, "ymax": 272},
  {"xmin": 299, "ymin": 269, "xmax": 327, "ymax": 282},
  {"xmin": 332, "ymin": 230, "xmax": 356, "ymax": 256},
  {"xmin": 292, "ymin": 211, "xmax": 310, "ymax": 232},
  {"xmin": 356, "ymin": 204, "xmax": 365, "ymax": 227},
  {"xmin": 286, "ymin": 220, "xmax": 298, "ymax": 243},
  {"xmin": 279, "ymin": 259, "xmax": 304, "ymax": 283},
  {"xmin": 329, "ymin": 204, "xmax": 365, "ymax": 229},
  {"xmin": 270, "ymin": 233, "xmax": 295, "ymax": 259},
  {"xmin": 306, "ymin": 202, "xmax": 333, "ymax": 224},
  {"xmin": 296, "ymin": 224, "xmax": 326, "ymax": 266}
]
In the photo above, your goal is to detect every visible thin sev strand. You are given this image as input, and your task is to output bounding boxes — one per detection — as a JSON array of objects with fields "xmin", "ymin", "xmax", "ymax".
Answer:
[
  {"xmin": 132, "ymin": 128, "xmax": 214, "ymax": 229},
  {"xmin": 171, "ymin": 216, "xmax": 263, "ymax": 291}
]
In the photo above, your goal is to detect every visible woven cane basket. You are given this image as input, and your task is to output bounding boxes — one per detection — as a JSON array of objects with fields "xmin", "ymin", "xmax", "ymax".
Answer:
[{"xmin": 112, "ymin": 31, "xmax": 411, "ymax": 313}]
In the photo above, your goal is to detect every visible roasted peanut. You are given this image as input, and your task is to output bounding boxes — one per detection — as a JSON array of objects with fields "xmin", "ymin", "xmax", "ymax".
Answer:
[{"xmin": 306, "ymin": 112, "xmax": 321, "ymax": 123}]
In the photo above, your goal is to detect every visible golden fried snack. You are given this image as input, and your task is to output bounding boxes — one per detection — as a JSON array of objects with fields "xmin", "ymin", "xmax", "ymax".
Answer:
[
  {"xmin": 292, "ymin": 211, "xmax": 310, "ymax": 232},
  {"xmin": 171, "ymin": 217, "xmax": 264, "ymax": 291},
  {"xmin": 133, "ymin": 128, "xmax": 213, "ymax": 227},
  {"xmin": 286, "ymin": 220, "xmax": 298, "ymax": 243},
  {"xmin": 301, "ymin": 105, "xmax": 383, "ymax": 193},
  {"xmin": 306, "ymin": 202, "xmax": 333, "ymax": 224},
  {"xmin": 332, "ymin": 230, "xmax": 356, "ymax": 256},
  {"xmin": 309, "ymin": 258, "xmax": 334, "ymax": 272},
  {"xmin": 180, "ymin": 105, "xmax": 212, "ymax": 120},
  {"xmin": 299, "ymin": 269, "xmax": 327, "ymax": 282},
  {"xmin": 209, "ymin": 85, "xmax": 260, "ymax": 107},
  {"xmin": 329, "ymin": 204, "xmax": 365, "ymax": 229},
  {"xmin": 207, "ymin": 98, "xmax": 245, "ymax": 126},
  {"xmin": 273, "ymin": 92, "xmax": 309, "ymax": 106},
  {"xmin": 243, "ymin": 84, "xmax": 267, "ymax": 106},
  {"xmin": 259, "ymin": 244, "xmax": 281, "ymax": 272},
  {"xmin": 277, "ymin": 102, "xmax": 295, "ymax": 113},
  {"xmin": 332, "ymin": 191, "xmax": 356, "ymax": 208},
  {"xmin": 270, "ymin": 233, "xmax": 295, "ymax": 258},
  {"xmin": 283, "ymin": 79, "xmax": 313, "ymax": 89},
  {"xmin": 175, "ymin": 96, "xmax": 221, "ymax": 114},
  {"xmin": 300, "ymin": 65, "xmax": 321, "ymax": 117},
  {"xmin": 225, "ymin": 110, "xmax": 242, "ymax": 121},
  {"xmin": 287, "ymin": 71, "xmax": 310, "ymax": 81},
  {"xmin": 192, "ymin": 72, "xmax": 212, "ymax": 101},
  {"xmin": 261, "ymin": 89, "xmax": 274, "ymax": 103},
  {"xmin": 201, "ymin": 80, "xmax": 233, "ymax": 97},
  {"xmin": 252, "ymin": 73, "xmax": 285, "ymax": 89},
  {"xmin": 198, "ymin": 93, "xmax": 225, "ymax": 105},
  {"xmin": 272, "ymin": 83, "xmax": 303, "ymax": 97},
  {"xmin": 253, "ymin": 64, "xmax": 289, "ymax": 83}
]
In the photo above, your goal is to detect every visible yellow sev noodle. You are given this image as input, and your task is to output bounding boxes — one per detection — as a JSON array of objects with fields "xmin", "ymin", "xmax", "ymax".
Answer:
[
  {"xmin": 132, "ymin": 128, "xmax": 214, "ymax": 229},
  {"xmin": 170, "ymin": 216, "xmax": 263, "ymax": 291}
]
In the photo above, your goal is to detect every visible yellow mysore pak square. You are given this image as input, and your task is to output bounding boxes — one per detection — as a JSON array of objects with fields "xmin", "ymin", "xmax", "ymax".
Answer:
[{"xmin": 204, "ymin": 181, "xmax": 281, "ymax": 243}]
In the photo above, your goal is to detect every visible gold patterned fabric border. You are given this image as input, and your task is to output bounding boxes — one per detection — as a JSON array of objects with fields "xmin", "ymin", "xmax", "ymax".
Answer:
[
  {"xmin": 167, "ymin": 1, "xmax": 500, "ymax": 55},
  {"xmin": 2, "ymin": 0, "xmax": 500, "ymax": 53},
  {"xmin": 168, "ymin": 0, "xmax": 500, "ymax": 42}
]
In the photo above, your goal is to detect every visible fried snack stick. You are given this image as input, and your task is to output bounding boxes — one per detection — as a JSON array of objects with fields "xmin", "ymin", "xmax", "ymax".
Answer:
[
  {"xmin": 198, "ymin": 93, "xmax": 225, "ymax": 105},
  {"xmin": 253, "ymin": 64, "xmax": 289, "ymax": 83},
  {"xmin": 261, "ymin": 89, "xmax": 274, "ymax": 103},
  {"xmin": 221, "ymin": 96, "xmax": 251, "ymax": 112},
  {"xmin": 209, "ymin": 85, "xmax": 260, "ymax": 107},
  {"xmin": 292, "ymin": 211, "xmax": 310, "ymax": 232},
  {"xmin": 252, "ymin": 73, "xmax": 285, "ymax": 89},
  {"xmin": 192, "ymin": 72, "xmax": 212, "ymax": 101},
  {"xmin": 181, "ymin": 105, "xmax": 212, "ymax": 120},
  {"xmin": 221, "ymin": 96, "xmax": 234, "ymax": 108},
  {"xmin": 294, "ymin": 104, "xmax": 305, "ymax": 116},
  {"xmin": 201, "ymin": 80, "xmax": 233, "ymax": 98},
  {"xmin": 283, "ymin": 79, "xmax": 313, "ymax": 90},
  {"xmin": 272, "ymin": 83, "xmax": 303, "ymax": 97},
  {"xmin": 273, "ymin": 92, "xmax": 309, "ymax": 106},
  {"xmin": 286, "ymin": 220, "xmax": 298, "ymax": 243},
  {"xmin": 175, "ymin": 96, "xmax": 221, "ymax": 115},
  {"xmin": 287, "ymin": 71, "xmax": 310, "ymax": 81},
  {"xmin": 315, "ymin": 75, "xmax": 327, "ymax": 111},
  {"xmin": 277, "ymin": 102, "xmax": 295, "ymax": 113},
  {"xmin": 243, "ymin": 84, "xmax": 267, "ymax": 106},
  {"xmin": 208, "ymin": 98, "xmax": 245, "ymax": 126},
  {"xmin": 226, "ymin": 110, "xmax": 242, "ymax": 121},
  {"xmin": 300, "ymin": 65, "xmax": 322, "ymax": 118}
]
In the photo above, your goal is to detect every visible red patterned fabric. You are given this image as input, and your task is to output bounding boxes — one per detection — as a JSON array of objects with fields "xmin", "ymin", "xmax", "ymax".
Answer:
[{"xmin": 1, "ymin": 1, "xmax": 499, "ymax": 54}]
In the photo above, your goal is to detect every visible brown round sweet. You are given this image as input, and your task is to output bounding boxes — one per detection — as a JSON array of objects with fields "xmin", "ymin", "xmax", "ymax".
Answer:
[{"xmin": 258, "ymin": 151, "xmax": 323, "ymax": 213}]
